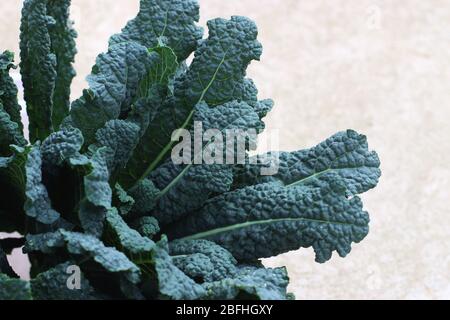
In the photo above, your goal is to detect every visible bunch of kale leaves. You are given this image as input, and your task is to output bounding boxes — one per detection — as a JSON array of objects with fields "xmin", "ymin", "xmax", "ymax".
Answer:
[{"xmin": 0, "ymin": 0, "xmax": 380, "ymax": 300}]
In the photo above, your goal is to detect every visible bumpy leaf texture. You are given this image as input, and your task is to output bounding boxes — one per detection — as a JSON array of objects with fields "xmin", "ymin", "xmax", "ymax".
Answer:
[
  {"xmin": 25, "ymin": 230, "xmax": 141, "ymax": 284},
  {"xmin": 92, "ymin": 120, "xmax": 141, "ymax": 176},
  {"xmin": 46, "ymin": 0, "xmax": 77, "ymax": 128},
  {"xmin": 41, "ymin": 125, "xmax": 83, "ymax": 166},
  {"xmin": 131, "ymin": 216, "xmax": 160, "ymax": 239},
  {"xmin": 124, "ymin": 16, "xmax": 264, "ymax": 189},
  {"xmin": 152, "ymin": 236, "xmax": 206, "ymax": 300},
  {"xmin": 234, "ymin": 129, "xmax": 381, "ymax": 195},
  {"xmin": 31, "ymin": 262, "xmax": 99, "ymax": 300},
  {"xmin": 68, "ymin": 42, "xmax": 159, "ymax": 144},
  {"xmin": 0, "ymin": 51, "xmax": 22, "ymax": 132},
  {"xmin": 0, "ymin": 274, "xmax": 31, "ymax": 300},
  {"xmin": 1, "ymin": 0, "xmax": 381, "ymax": 301},
  {"xmin": 0, "ymin": 104, "xmax": 26, "ymax": 156},
  {"xmin": 77, "ymin": 149, "xmax": 112, "ymax": 237},
  {"xmin": 170, "ymin": 239, "xmax": 238, "ymax": 282},
  {"xmin": 109, "ymin": 0, "xmax": 203, "ymax": 61},
  {"xmin": 20, "ymin": 0, "xmax": 77, "ymax": 142},
  {"xmin": 149, "ymin": 100, "xmax": 264, "ymax": 225},
  {"xmin": 105, "ymin": 208, "xmax": 155, "ymax": 256},
  {"xmin": 24, "ymin": 145, "xmax": 60, "ymax": 224},
  {"xmin": 203, "ymin": 266, "xmax": 289, "ymax": 300},
  {"xmin": 20, "ymin": 0, "xmax": 56, "ymax": 142},
  {"xmin": 169, "ymin": 239, "xmax": 289, "ymax": 299},
  {"xmin": 167, "ymin": 131, "xmax": 380, "ymax": 263}
]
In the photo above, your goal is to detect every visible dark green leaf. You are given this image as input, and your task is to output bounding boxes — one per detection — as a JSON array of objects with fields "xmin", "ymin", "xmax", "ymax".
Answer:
[
  {"xmin": 202, "ymin": 266, "xmax": 289, "ymax": 300},
  {"xmin": 46, "ymin": 0, "xmax": 77, "ymax": 128},
  {"xmin": 105, "ymin": 208, "xmax": 155, "ymax": 257},
  {"xmin": 68, "ymin": 42, "xmax": 159, "ymax": 144},
  {"xmin": 234, "ymin": 130, "xmax": 381, "ymax": 195},
  {"xmin": 24, "ymin": 145, "xmax": 60, "ymax": 224},
  {"xmin": 20, "ymin": 0, "xmax": 57, "ymax": 142},
  {"xmin": 152, "ymin": 236, "xmax": 205, "ymax": 300},
  {"xmin": 0, "ymin": 50, "xmax": 22, "ymax": 132},
  {"xmin": 0, "ymin": 104, "xmax": 26, "ymax": 156},
  {"xmin": 127, "ymin": 179, "xmax": 160, "ymax": 216},
  {"xmin": 136, "ymin": 42, "xmax": 178, "ymax": 99},
  {"xmin": 92, "ymin": 120, "xmax": 141, "ymax": 176},
  {"xmin": 170, "ymin": 239, "xmax": 237, "ymax": 282},
  {"xmin": 114, "ymin": 183, "xmax": 135, "ymax": 216},
  {"xmin": 78, "ymin": 149, "xmax": 111, "ymax": 237},
  {"xmin": 149, "ymin": 100, "xmax": 263, "ymax": 225},
  {"xmin": 130, "ymin": 216, "xmax": 160, "ymax": 239},
  {"xmin": 31, "ymin": 262, "xmax": 99, "ymax": 300},
  {"xmin": 109, "ymin": 0, "xmax": 203, "ymax": 61},
  {"xmin": 0, "ymin": 274, "xmax": 31, "ymax": 300},
  {"xmin": 25, "ymin": 230, "xmax": 141, "ymax": 283},
  {"xmin": 168, "ymin": 175, "xmax": 370, "ymax": 263},
  {"xmin": 41, "ymin": 126, "xmax": 84, "ymax": 166},
  {"xmin": 127, "ymin": 16, "xmax": 263, "ymax": 186}
]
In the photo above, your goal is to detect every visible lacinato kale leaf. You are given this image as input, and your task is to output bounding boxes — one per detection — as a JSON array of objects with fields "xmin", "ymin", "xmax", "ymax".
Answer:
[
  {"xmin": 0, "ymin": 51, "xmax": 22, "ymax": 133},
  {"xmin": 109, "ymin": 0, "xmax": 203, "ymax": 62},
  {"xmin": 20, "ymin": 0, "xmax": 77, "ymax": 142},
  {"xmin": 168, "ymin": 175, "xmax": 370, "ymax": 263},
  {"xmin": 0, "ymin": 274, "xmax": 31, "ymax": 300},
  {"xmin": 68, "ymin": 42, "xmax": 159, "ymax": 145},
  {"xmin": 0, "ymin": 0, "xmax": 381, "ymax": 300}
]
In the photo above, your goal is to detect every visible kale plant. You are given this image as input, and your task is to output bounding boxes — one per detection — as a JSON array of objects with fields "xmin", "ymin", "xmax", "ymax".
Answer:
[{"xmin": 0, "ymin": 0, "xmax": 381, "ymax": 300}]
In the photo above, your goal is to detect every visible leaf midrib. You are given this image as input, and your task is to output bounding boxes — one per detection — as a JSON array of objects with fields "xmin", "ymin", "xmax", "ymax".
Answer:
[
  {"xmin": 179, "ymin": 216, "xmax": 356, "ymax": 241},
  {"xmin": 131, "ymin": 52, "xmax": 228, "ymax": 190}
]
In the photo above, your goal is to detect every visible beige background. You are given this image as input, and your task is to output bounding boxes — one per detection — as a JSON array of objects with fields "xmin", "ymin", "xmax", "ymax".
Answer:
[{"xmin": 1, "ymin": 0, "xmax": 449, "ymax": 299}]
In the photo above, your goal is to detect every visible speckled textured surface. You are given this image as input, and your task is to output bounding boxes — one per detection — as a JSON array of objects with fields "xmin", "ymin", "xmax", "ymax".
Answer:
[{"xmin": 1, "ymin": 0, "xmax": 449, "ymax": 299}]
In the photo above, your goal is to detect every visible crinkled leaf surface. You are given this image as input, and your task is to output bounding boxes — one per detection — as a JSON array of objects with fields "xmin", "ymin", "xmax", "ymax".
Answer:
[
  {"xmin": 105, "ymin": 208, "xmax": 155, "ymax": 257},
  {"xmin": 150, "ymin": 162, "xmax": 232, "ymax": 224},
  {"xmin": 114, "ymin": 183, "xmax": 135, "ymax": 216},
  {"xmin": 149, "ymin": 100, "xmax": 264, "ymax": 225},
  {"xmin": 130, "ymin": 216, "xmax": 160, "ymax": 239},
  {"xmin": 92, "ymin": 120, "xmax": 141, "ymax": 176},
  {"xmin": 20, "ymin": 0, "xmax": 57, "ymax": 142},
  {"xmin": 234, "ymin": 130, "xmax": 381, "ymax": 195},
  {"xmin": 151, "ymin": 237, "xmax": 205, "ymax": 300},
  {"xmin": 31, "ymin": 262, "xmax": 98, "ymax": 300},
  {"xmin": 41, "ymin": 126, "xmax": 84, "ymax": 166},
  {"xmin": 24, "ymin": 145, "xmax": 60, "ymax": 224},
  {"xmin": 136, "ymin": 42, "xmax": 179, "ymax": 99},
  {"xmin": 127, "ymin": 179, "xmax": 160, "ymax": 216},
  {"xmin": 170, "ymin": 239, "xmax": 237, "ymax": 282},
  {"xmin": 118, "ymin": 45, "xmax": 179, "ymax": 188},
  {"xmin": 0, "ymin": 274, "xmax": 31, "ymax": 300},
  {"xmin": 46, "ymin": 0, "xmax": 77, "ymax": 128},
  {"xmin": 168, "ymin": 176, "xmax": 370, "ymax": 263},
  {"xmin": 169, "ymin": 240, "xmax": 289, "ymax": 299},
  {"xmin": 0, "ymin": 51, "xmax": 22, "ymax": 131},
  {"xmin": 78, "ymin": 149, "xmax": 111, "ymax": 237},
  {"xmin": 126, "ymin": 16, "xmax": 263, "ymax": 187},
  {"xmin": 80, "ymin": 149, "xmax": 112, "ymax": 209},
  {"xmin": 0, "ymin": 104, "xmax": 26, "ymax": 156},
  {"xmin": 68, "ymin": 42, "xmax": 159, "ymax": 144},
  {"xmin": 40, "ymin": 129, "xmax": 110, "ymax": 236},
  {"xmin": 25, "ymin": 230, "xmax": 141, "ymax": 284},
  {"xmin": 203, "ymin": 266, "xmax": 289, "ymax": 300},
  {"xmin": 109, "ymin": 0, "xmax": 202, "ymax": 61}
]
